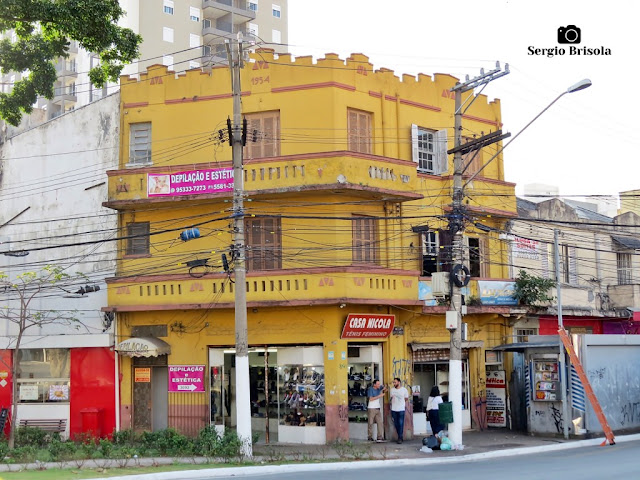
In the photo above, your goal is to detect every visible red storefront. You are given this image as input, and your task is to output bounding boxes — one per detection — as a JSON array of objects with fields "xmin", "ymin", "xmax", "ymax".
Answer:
[{"xmin": 0, "ymin": 347, "xmax": 116, "ymax": 439}]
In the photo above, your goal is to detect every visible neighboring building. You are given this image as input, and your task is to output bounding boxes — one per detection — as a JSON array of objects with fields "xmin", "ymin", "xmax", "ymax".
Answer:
[
  {"xmin": 619, "ymin": 188, "xmax": 640, "ymax": 216},
  {"xmin": 1, "ymin": 0, "xmax": 288, "ymax": 135},
  {"xmin": 509, "ymin": 197, "xmax": 640, "ymax": 337},
  {"xmin": 0, "ymin": 94, "xmax": 120, "ymax": 438},
  {"xmin": 105, "ymin": 50, "xmax": 519, "ymax": 443}
]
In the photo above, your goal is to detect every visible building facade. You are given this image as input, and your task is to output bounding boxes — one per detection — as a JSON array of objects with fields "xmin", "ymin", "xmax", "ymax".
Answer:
[
  {"xmin": 0, "ymin": 94, "xmax": 121, "ymax": 438},
  {"xmin": 510, "ymin": 197, "xmax": 640, "ymax": 336},
  {"xmin": 105, "ymin": 49, "xmax": 518, "ymax": 443}
]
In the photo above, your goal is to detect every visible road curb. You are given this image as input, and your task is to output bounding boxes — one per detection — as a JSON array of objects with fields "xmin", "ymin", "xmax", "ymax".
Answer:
[{"xmin": 98, "ymin": 433, "xmax": 640, "ymax": 480}]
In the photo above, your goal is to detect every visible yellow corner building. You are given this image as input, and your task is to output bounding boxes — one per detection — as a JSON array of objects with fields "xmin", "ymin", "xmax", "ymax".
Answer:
[{"xmin": 105, "ymin": 49, "xmax": 518, "ymax": 443}]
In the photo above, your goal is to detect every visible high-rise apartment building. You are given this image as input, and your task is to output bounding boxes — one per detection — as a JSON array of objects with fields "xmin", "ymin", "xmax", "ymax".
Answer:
[{"xmin": 0, "ymin": 0, "xmax": 288, "ymax": 134}]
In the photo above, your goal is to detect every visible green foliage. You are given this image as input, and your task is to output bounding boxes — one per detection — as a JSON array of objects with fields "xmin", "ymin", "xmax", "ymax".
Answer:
[
  {"xmin": 9, "ymin": 445, "xmax": 38, "ymax": 463},
  {"xmin": 514, "ymin": 269, "xmax": 556, "ymax": 306},
  {"xmin": 111, "ymin": 428, "xmax": 138, "ymax": 446},
  {"xmin": 0, "ymin": 0, "xmax": 142, "ymax": 125},
  {"xmin": 47, "ymin": 436, "xmax": 76, "ymax": 462},
  {"xmin": 194, "ymin": 426, "xmax": 243, "ymax": 460},
  {"xmin": 139, "ymin": 428, "xmax": 194, "ymax": 457},
  {"xmin": 15, "ymin": 426, "xmax": 50, "ymax": 448}
]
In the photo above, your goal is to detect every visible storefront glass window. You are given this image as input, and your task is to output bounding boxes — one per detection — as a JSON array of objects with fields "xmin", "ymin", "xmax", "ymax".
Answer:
[
  {"xmin": 17, "ymin": 348, "xmax": 71, "ymax": 403},
  {"xmin": 279, "ymin": 365, "xmax": 325, "ymax": 426}
]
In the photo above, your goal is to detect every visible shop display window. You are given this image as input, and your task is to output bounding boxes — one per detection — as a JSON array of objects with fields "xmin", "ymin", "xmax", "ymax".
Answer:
[
  {"xmin": 278, "ymin": 365, "xmax": 325, "ymax": 427},
  {"xmin": 533, "ymin": 360, "xmax": 559, "ymax": 401},
  {"xmin": 17, "ymin": 348, "xmax": 71, "ymax": 403}
]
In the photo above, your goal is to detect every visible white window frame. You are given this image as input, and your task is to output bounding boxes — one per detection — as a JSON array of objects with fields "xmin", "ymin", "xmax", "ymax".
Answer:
[
  {"xmin": 129, "ymin": 122, "xmax": 152, "ymax": 165},
  {"xmin": 162, "ymin": 55, "xmax": 174, "ymax": 71},
  {"xmin": 249, "ymin": 1, "xmax": 258, "ymax": 12},
  {"xmin": 189, "ymin": 6, "xmax": 200, "ymax": 22},
  {"xmin": 248, "ymin": 23, "xmax": 259, "ymax": 36},
  {"xmin": 189, "ymin": 34, "xmax": 201, "ymax": 49},
  {"xmin": 163, "ymin": 27, "xmax": 174, "ymax": 43},
  {"xmin": 272, "ymin": 29, "xmax": 281, "ymax": 44},
  {"xmin": 163, "ymin": 0, "xmax": 174, "ymax": 14},
  {"xmin": 411, "ymin": 125, "xmax": 447, "ymax": 174},
  {"xmin": 272, "ymin": 4, "xmax": 281, "ymax": 17},
  {"xmin": 617, "ymin": 251, "xmax": 633, "ymax": 285}
]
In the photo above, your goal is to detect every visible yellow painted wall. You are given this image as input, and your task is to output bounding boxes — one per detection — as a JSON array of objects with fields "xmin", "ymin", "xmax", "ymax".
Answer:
[{"xmin": 113, "ymin": 50, "xmax": 519, "ymax": 437}]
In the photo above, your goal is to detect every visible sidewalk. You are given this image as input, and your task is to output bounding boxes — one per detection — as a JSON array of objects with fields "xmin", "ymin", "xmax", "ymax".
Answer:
[
  {"xmin": 92, "ymin": 431, "xmax": 638, "ymax": 480},
  {"xmin": 252, "ymin": 429, "xmax": 580, "ymax": 460}
]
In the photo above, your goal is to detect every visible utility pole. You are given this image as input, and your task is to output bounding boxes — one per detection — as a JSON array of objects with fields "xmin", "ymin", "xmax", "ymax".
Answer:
[
  {"xmin": 226, "ymin": 36, "xmax": 252, "ymax": 458},
  {"xmin": 448, "ymin": 63, "xmax": 508, "ymax": 447},
  {"xmin": 554, "ymin": 229, "xmax": 570, "ymax": 440}
]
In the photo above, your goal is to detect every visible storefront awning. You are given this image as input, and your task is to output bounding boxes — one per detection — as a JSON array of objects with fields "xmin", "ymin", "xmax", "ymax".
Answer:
[
  {"xmin": 411, "ymin": 341, "xmax": 483, "ymax": 362},
  {"xmin": 115, "ymin": 337, "xmax": 171, "ymax": 358},
  {"xmin": 492, "ymin": 340, "xmax": 559, "ymax": 352},
  {"xmin": 411, "ymin": 341, "xmax": 483, "ymax": 351}
]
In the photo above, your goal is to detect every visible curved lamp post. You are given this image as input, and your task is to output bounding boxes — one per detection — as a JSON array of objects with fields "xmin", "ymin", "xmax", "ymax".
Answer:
[{"xmin": 463, "ymin": 79, "xmax": 592, "ymax": 189}]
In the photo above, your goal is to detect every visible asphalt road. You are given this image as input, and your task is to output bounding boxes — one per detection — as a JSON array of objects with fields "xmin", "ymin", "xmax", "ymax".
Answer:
[{"xmin": 193, "ymin": 439, "xmax": 640, "ymax": 480}]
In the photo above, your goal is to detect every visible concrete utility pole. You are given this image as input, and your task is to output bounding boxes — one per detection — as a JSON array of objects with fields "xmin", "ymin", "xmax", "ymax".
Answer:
[
  {"xmin": 226, "ymin": 36, "xmax": 252, "ymax": 458},
  {"xmin": 448, "ymin": 64, "xmax": 509, "ymax": 447},
  {"xmin": 554, "ymin": 229, "xmax": 570, "ymax": 440}
]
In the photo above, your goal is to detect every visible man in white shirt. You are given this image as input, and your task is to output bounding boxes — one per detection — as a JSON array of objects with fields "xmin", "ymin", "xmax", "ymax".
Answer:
[{"xmin": 390, "ymin": 377, "xmax": 409, "ymax": 444}]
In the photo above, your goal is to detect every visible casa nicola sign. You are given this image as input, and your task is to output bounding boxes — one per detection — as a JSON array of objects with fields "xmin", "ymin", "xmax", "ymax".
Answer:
[{"xmin": 341, "ymin": 314, "xmax": 395, "ymax": 339}]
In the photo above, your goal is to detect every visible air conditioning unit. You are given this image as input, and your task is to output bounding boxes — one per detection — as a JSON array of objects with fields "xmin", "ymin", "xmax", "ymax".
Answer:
[{"xmin": 431, "ymin": 272, "xmax": 450, "ymax": 297}]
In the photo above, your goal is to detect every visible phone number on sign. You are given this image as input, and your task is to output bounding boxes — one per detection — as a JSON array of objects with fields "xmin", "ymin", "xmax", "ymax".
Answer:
[{"xmin": 174, "ymin": 185, "xmax": 207, "ymax": 193}]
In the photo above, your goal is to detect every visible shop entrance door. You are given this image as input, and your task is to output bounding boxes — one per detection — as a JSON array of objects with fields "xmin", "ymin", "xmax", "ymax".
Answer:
[
  {"xmin": 413, "ymin": 361, "xmax": 471, "ymax": 431},
  {"xmin": 346, "ymin": 345, "xmax": 383, "ymax": 440},
  {"xmin": 152, "ymin": 367, "xmax": 168, "ymax": 431},
  {"xmin": 133, "ymin": 356, "xmax": 168, "ymax": 432}
]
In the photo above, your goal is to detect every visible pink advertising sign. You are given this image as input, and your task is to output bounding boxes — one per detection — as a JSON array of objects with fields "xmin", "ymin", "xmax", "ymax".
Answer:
[
  {"xmin": 168, "ymin": 365, "xmax": 205, "ymax": 392},
  {"xmin": 148, "ymin": 168, "xmax": 234, "ymax": 197}
]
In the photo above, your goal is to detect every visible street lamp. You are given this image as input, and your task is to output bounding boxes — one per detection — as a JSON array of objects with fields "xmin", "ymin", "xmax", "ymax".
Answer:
[{"xmin": 463, "ymin": 79, "xmax": 592, "ymax": 188}]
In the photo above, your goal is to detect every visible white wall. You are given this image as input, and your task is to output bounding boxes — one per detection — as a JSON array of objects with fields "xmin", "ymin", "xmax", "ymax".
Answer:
[{"xmin": 0, "ymin": 94, "xmax": 119, "ymax": 349}]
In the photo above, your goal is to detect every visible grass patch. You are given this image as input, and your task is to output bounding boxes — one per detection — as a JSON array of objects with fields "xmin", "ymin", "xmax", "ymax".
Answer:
[{"xmin": 0, "ymin": 463, "xmax": 244, "ymax": 480}]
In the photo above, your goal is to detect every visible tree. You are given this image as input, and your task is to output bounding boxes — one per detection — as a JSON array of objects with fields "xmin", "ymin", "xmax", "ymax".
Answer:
[
  {"xmin": 0, "ymin": 0, "xmax": 142, "ymax": 126},
  {"xmin": 513, "ymin": 269, "xmax": 556, "ymax": 306},
  {"xmin": 0, "ymin": 266, "xmax": 83, "ymax": 448}
]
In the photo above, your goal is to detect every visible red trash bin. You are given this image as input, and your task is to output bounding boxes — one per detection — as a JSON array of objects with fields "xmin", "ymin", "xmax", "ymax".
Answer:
[{"xmin": 80, "ymin": 408, "xmax": 104, "ymax": 438}]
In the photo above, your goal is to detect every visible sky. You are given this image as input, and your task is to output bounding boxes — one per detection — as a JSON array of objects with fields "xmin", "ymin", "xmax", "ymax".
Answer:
[{"xmin": 287, "ymin": 0, "xmax": 638, "ymax": 199}]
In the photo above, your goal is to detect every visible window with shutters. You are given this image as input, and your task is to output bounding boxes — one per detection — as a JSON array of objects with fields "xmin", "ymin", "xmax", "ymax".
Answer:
[
  {"xmin": 126, "ymin": 222, "xmax": 150, "ymax": 256},
  {"xmin": 461, "ymin": 136, "xmax": 483, "ymax": 175},
  {"xmin": 163, "ymin": 0, "xmax": 174, "ymax": 14},
  {"xmin": 348, "ymin": 109, "xmax": 373, "ymax": 154},
  {"xmin": 421, "ymin": 231, "xmax": 439, "ymax": 276},
  {"xmin": 617, "ymin": 252, "xmax": 632, "ymax": 285},
  {"xmin": 411, "ymin": 125, "xmax": 447, "ymax": 174},
  {"xmin": 129, "ymin": 123, "xmax": 152, "ymax": 165},
  {"xmin": 246, "ymin": 217, "xmax": 281, "ymax": 270},
  {"xmin": 554, "ymin": 244, "xmax": 578, "ymax": 284},
  {"xmin": 244, "ymin": 111, "xmax": 280, "ymax": 159},
  {"xmin": 468, "ymin": 237, "xmax": 490, "ymax": 277},
  {"xmin": 352, "ymin": 216, "xmax": 378, "ymax": 265}
]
